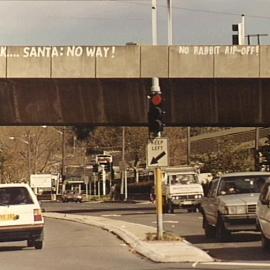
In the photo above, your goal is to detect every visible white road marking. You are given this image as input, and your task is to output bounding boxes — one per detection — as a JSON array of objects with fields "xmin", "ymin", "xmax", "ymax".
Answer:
[
  {"xmin": 152, "ymin": 220, "xmax": 179, "ymax": 224},
  {"xmin": 101, "ymin": 214, "xmax": 122, "ymax": 217},
  {"xmin": 198, "ymin": 262, "xmax": 270, "ymax": 267}
]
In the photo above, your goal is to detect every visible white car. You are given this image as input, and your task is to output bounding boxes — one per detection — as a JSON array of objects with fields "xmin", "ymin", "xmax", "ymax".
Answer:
[
  {"xmin": 257, "ymin": 179, "xmax": 270, "ymax": 249},
  {"xmin": 201, "ymin": 172, "xmax": 270, "ymax": 241},
  {"xmin": 0, "ymin": 183, "xmax": 44, "ymax": 249}
]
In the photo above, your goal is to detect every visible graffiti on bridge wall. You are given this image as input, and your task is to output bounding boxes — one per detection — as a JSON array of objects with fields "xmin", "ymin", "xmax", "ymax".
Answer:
[{"xmin": 0, "ymin": 46, "xmax": 116, "ymax": 58}]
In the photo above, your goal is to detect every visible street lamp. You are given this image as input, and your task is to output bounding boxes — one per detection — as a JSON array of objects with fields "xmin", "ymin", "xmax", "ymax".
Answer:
[
  {"xmin": 9, "ymin": 136, "xmax": 31, "ymax": 182},
  {"xmin": 42, "ymin": 126, "xmax": 66, "ymax": 177}
]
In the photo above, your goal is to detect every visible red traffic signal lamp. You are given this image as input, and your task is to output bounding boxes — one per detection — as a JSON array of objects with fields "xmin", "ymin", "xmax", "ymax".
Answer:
[{"xmin": 148, "ymin": 93, "xmax": 165, "ymax": 137}]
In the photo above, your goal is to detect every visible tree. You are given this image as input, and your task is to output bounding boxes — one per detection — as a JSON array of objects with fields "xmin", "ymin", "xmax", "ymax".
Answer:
[
  {"xmin": 192, "ymin": 138, "xmax": 253, "ymax": 175},
  {"xmin": 72, "ymin": 126, "xmax": 96, "ymax": 141}
]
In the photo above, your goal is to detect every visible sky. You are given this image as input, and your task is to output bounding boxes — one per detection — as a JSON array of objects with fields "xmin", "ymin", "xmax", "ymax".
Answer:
[{"xmin": 0, "ymin": 0, "xmax": 269, "ymax": 46}]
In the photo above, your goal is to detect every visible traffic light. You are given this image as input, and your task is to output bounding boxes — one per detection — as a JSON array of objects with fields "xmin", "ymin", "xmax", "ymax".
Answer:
[
  {"xmin": 232, "ymin": 24, "xmax": 240, "ymax": 45},
  {"xmin": 148, "ymin": 92, "xmax": 165, "ymax": 137}
]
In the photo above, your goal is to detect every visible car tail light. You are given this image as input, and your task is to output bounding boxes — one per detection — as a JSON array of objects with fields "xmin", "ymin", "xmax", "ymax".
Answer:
[{"xmin": 34, "ymin": 209, "xmax": 43, "ymax": 222}]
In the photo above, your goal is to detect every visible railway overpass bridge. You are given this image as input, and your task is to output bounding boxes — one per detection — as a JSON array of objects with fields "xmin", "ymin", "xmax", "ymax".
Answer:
[{"xmin": 0, "ymin": 44, "xmax": 270, "ymax": 126}]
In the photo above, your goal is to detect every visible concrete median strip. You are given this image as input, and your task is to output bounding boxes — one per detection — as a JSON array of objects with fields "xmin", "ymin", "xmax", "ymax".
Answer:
[{"xmin": 44, "ymin": 212, "xmax": 214, "ymax": 263}]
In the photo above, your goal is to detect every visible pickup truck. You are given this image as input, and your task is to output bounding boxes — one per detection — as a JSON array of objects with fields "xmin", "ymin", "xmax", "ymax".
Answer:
[
  {"xmin": 200, "ymin": 171, "xmax": 270, "ymax": 241},
  {"xmin": 162, "ymin": 166, "xmax": 204, "ymax": 213}
]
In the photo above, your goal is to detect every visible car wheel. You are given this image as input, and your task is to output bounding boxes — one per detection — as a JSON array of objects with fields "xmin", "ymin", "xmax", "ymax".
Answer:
[
  {"xmin": 262, "ymin": 232, "xmax": 270, "ymax": 250},
  {"xmin": 216, "ymin": 216, "xmax": 230, "ymax": 242},
  {"xmin": 203, "ymin": 214, "xmax": 215, "ymax": 238},
  {"xmin": 167, "ymin": 201, "xmax": 174, "ymax": 214},
  {"xmin": 34, "ymin": 241, "xmax": 43, "ymax": 250},
  {"xmin": 27, "ymin": 239, "xmax": 34, "ymax": 247}
]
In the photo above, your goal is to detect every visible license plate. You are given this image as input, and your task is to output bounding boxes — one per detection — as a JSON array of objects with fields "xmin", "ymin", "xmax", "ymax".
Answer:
[
  {"xmin": 182, "ymin": 201, "xmax": 192, "ymax": 205},
  {"xmin": 0, "ymin": 214, "xmax": 19, "ymax": 221}
]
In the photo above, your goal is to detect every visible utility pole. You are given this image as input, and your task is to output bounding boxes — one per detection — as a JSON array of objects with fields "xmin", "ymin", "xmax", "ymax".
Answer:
[
  {"xmin": 246, "ymin": 31, "xmax": 268, "ymax": 169},
  {"xmin": 151, "ymin": 0, "xmax": 163, "ymax": 240},
  {"xmin": 61, "ymin": 128, "xmax": 66, "ymax": 177}
]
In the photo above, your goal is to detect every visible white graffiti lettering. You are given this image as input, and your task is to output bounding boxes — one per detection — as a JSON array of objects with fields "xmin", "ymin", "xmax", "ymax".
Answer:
[
  {"xmin": 66, "ymin": 46, "xmax": 83, "ymax": 57},
  {"xmin": 193, "ymin": 46, "xmax": 220, "ymax": 55},
  {"xmin": 0, "ymin": 47, "xmax": 6, "ymax": 57},
  {"xmin": 178, "ymin": 46, "xmax": 189, "ymax": 55},
  {"xmin": 178, "ymin": 45, "xmax": 259, "ymax": 56},
  {"xmin": 23, "ymin": 47, "xmax": 51, "ymax": 58},
  {"xmin": 21, "ymin": 46, "xmax": 116, "ymax": 58}
]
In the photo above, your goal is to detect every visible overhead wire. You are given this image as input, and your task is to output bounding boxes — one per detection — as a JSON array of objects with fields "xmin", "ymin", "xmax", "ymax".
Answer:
[{"xmin": 0, "ymin": 0, "xmax": 270, "ymax": 21}]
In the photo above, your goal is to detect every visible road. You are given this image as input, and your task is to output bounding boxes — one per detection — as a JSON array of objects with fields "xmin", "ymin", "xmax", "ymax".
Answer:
[
  {"xmin": 0, "ymin": 217, "xmax": 189, "ymax": 270},
  {"xmin": 43, "ymin": 201, "xmax": 270, "ymax": 262}
]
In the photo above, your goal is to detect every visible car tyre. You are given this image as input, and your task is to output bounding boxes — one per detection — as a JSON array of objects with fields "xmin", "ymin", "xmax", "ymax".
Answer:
[
  {"xmin": 262, "ymin": 232, "xmax": 270, "ymax": 250},
  {"xmin": 27, "ymin": 239, "xmax": 34, "ymax": 247},
  {"xmin": 216, "ymin": 216, "xmax": 230, "ymax": 242},
  {"xmin": 167, "ymin": 201, "xmax": 174, "ymax": 214},
  {"xmin": 34, "ymin": 241, "xmax": 43, "ymax": 250},
  {"xmin": 203, "ymin": 214, "xmax": 215, "ymax": 238}
]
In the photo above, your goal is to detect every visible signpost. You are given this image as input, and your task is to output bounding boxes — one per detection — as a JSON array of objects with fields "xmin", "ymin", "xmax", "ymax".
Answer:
[
  {"xmin": 147, "ymin": 137, "xmax": 168, "ymax": 167},
  {"xmin": 146, "ymin": 137, "xmax": 168, "ymax": 240}
]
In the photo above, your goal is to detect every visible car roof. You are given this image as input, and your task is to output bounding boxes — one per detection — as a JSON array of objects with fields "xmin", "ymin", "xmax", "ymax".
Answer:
[
  {"xmin": 221, "ymin": 171, "xmax": 270, "ymax": 178},
  {"xmin": 0, "ymin": 183, "xmax": 30, "ymax": 188}
]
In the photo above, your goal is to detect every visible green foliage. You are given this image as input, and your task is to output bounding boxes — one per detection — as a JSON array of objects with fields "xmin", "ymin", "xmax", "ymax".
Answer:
[
  {"xmin": 73, "ymin": 126, "xmax": 95, "ymax": 141},
  {"xmin": 192, "ymin": 138, "xmax": 254, "ymax": 175}
]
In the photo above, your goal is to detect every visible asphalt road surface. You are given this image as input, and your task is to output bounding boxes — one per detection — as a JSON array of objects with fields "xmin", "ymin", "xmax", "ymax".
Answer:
[
  {"xmin": 0, "ymin": 217, "xmax": 190, "ymax": 270},
  {"xmin": 43, "ymin": 201, "xmax": 270, "ymax": 263}
]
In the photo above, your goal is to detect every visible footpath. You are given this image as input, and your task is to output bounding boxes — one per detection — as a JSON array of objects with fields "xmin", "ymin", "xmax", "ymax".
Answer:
[{"xmin": 44, "ymin": 212, "xmax": 214, "ymax": 263}]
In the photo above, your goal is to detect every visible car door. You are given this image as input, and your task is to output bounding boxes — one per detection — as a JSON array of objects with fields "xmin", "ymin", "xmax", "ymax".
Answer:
[
  {"xmin": 258, "ymin": 182, "xmax": 270, "ymax": 238},
  {"xmin": 203, "ymin": 179, "xmax": 220, "ymax": 226}
]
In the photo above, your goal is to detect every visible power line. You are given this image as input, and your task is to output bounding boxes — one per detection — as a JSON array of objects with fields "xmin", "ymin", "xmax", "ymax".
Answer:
[{"xmin": 1, "ymin": 0, "xmax": 270, "ymax": 21}]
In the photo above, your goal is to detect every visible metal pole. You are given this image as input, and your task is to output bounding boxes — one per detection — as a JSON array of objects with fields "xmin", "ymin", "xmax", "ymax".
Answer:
[
  {"xmin": 93, "ymin": 173, "xmax": 97, "ymax": 196},
  {"xmin": 156, "ymin": 167, "xmax": 163, "ymax": 239},
  {"xmin": 241, "ymin": 14, "xmax": 245, "ymax": 45},
  {"xmin": 61, "ymin": 128, "xmax": 66, "ymax": 176},
  {"xmin": 28, "ymin": 141, "xmax": 31, "ymax": 182},
  {"xmin": 187, "ymin": 127, "xmax": 191, "ymax": 165},
  {"xmin": 151, "ymin": 0, "xmax": 160, "ymax": 94},
  {"xmin": 97, "ymin": 174, "xmax": 100, "ymax": 197},
  {"xmin": 255, "ymin": 128, "xmax": 260, "ymax": 169},
  {"xmin": 167, "ymin": 0, "xmax": 173, "ymax": 45},
  {"xmin": 121, "ymin": 127, "xmax": 125, "ymax": 199},
  {"xmin": 102, "ymin": 165, "xmax": 106, "ymax": 196},
  {"xmin": 124, "ymin": 170, "xmax": 128, "ymax": 201},
  {"xmin": 152, "ymin": 0, "xmax": 163, "ymax": 239}
]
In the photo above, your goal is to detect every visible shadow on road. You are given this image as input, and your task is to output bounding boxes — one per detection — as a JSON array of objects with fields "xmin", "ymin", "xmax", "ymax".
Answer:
[
  {"xmin": 184, "ymin": 232, "xmax": 270, "ymax": 261},
  {"xmin": 185, "ymin": 232, "xmax": 261, "ymax": 244},
  {"xmin": 0, "ymin": 245, "xmax": 25, "ymax": 252},
  {"xmin": 45, "ymin": 206, "xmax": 156, "ymax": 215}
]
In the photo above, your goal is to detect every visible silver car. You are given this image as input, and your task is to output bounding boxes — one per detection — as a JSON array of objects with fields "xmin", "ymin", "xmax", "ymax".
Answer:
[
  {"xmin": 200, "ymin": 172, "xmax": 270, "ymax": 241},
  {"xmin": 257, "ymin": 179, "xmax": 270, "ymax": 249}
]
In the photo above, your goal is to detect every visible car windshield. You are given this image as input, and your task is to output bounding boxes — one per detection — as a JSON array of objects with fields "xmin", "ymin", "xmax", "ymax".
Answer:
[
  {"xmin": 217, "ymin": 175, "xmax": 270, "ymax": 195},
  {"xmin": 169, "ymin": 174, "xmax": 198, "ymax": 185},
  {"xmin": 0, "ymin": 187, "xmax": 33, "ymax": 205}
]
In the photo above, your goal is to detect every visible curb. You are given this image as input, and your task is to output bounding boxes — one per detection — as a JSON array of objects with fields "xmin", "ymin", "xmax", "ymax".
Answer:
[{"xmin": 44, "ymin": 212, "xmax": 214, "ymax": 263}]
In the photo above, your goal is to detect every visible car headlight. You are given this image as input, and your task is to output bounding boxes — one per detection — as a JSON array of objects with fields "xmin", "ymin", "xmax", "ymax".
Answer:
[
  {"xmin": 195, "ymin": 194, "xmax": 202, "ymax": 199},
  {"xmin": 226, "ymin": 205, "xmax": 246, "ymax": 215}
]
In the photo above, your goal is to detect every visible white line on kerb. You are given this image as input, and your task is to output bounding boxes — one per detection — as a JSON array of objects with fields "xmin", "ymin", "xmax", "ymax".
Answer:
[{"xmin": 199, "ymin": 262, "xmax": 270, "ymax": 267}]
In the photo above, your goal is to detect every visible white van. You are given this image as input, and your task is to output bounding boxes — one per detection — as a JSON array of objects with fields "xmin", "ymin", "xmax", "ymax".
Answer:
[{"xmin": 0, "ymin": 183, "xmax": 44, "ymax": 249}]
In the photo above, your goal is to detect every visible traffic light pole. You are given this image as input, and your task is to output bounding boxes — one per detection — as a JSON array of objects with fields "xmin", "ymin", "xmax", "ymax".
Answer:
[{"xmin": 151, "ymin": 0, "xmax": 163, "ymax": 239}]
